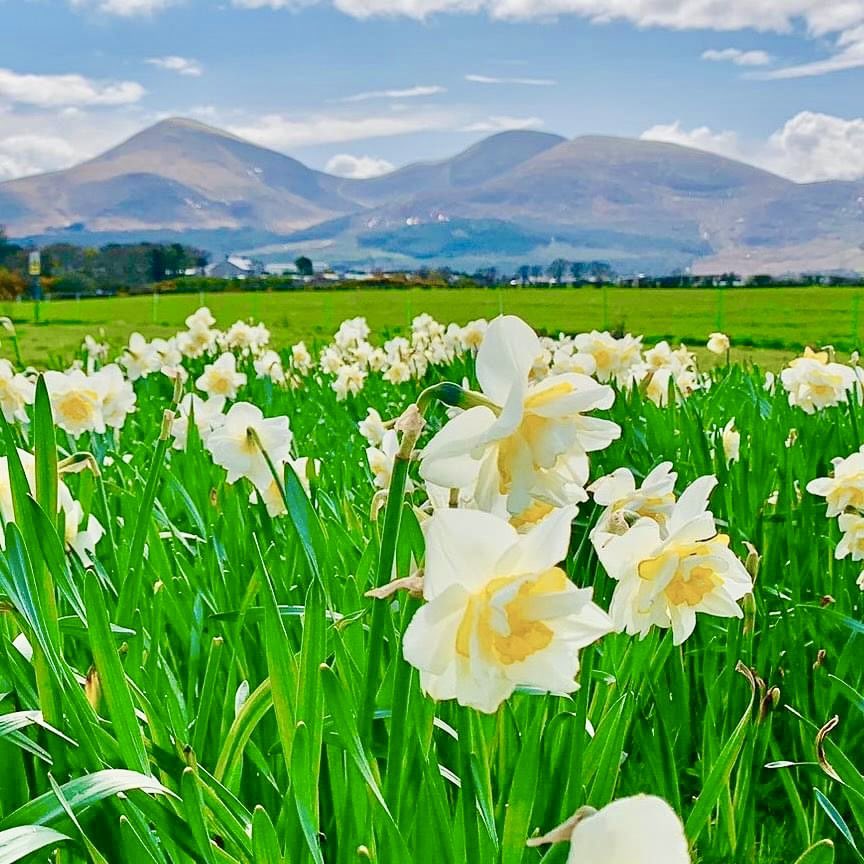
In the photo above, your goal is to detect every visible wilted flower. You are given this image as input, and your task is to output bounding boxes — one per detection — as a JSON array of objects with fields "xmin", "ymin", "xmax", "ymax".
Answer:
[
  {"xmin": 707, "ymin": 332, "xmax": 730, "ymax": 355},
  {"xmin": 806, "ymin": 446, "xmax": 864, "ymax": 516},
  {"xmin": 421, "ymin": 316, "xmax": 619, "ymax": 516},
  {"xmin": 205, "ymin": 402, "xmax": 292, "ymax": 486},
  {"xmin": 196, "ymin": 353, "xmax": 247, "ymax": 400},
  {"xmin": 402, "ymin": 506, "xmax": 613, "ymax": 713},
  {"xmin": 529, "ymin": 795, "xmax": 690, "ymax": 864},
  {"xmin": 598, "ymin": 476, "xmax": 753, "ymax": 644}
]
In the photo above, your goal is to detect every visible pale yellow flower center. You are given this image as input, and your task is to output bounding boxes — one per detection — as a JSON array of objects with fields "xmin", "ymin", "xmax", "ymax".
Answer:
[
  {"xmin": 58, "ymin": 392, "xmax": 96, "ymax": 424},
  {"xmin": 209, "ymin": 375, "xmax": 232, "ymax": 395},
  {"xmin": 510, "ymin": 500, "xmax": 555, "ymax": 529},
  {"xmin": 455, "ymin": 567, "xmax": 567, "ymax": 665},
  {"xmin": 638, "ymin": 535, "xmax": 730, "ymax": 608},
  {"xmin": 496, "ymin": 381, "xmax": 574, "ymax": 494}
]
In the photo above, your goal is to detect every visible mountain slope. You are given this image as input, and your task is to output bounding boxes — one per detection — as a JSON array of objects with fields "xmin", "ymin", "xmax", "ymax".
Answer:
[
  {"xmin": 0, "ymin": 118, "xmax": 360, "ymax": 234},
  {"xmin": 2, "ymin": 119, "xmax": 863, "ymax": 274}
]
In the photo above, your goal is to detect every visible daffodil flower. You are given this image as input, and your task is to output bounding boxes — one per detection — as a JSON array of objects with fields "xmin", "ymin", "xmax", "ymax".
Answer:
[
  {"xmin": 420, "ymin": 315, "xmax": 619, "ymax": 515},
  {"xmin": 402, "ymin": 505, "xmax": 612, "ymax": 713},
  {"xmin": 807, "ymin": 445, "xmax": 864, "ymax": 515},
  {"xmin": 598, "ymin": 476, "xmax": 753, "ymax": 645},
  {"xmin": 529, "ymin": 795, "xmax": 690, "ymax": 864},
  {"xmin": 205, "ymin": 401, "xmax": 292, "ymax": 487}
]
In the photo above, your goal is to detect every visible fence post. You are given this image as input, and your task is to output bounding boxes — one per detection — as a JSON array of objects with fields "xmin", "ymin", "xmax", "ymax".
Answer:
[
  {"xmin": 715, "ymin": 285, "xmax": 725, "ymax": 332},
  {"xmin": 852, "ymin": 292, "xmax": 861, "ymax": 348}
]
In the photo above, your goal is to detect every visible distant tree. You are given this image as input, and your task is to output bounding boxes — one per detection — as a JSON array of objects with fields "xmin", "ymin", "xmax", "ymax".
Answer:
[
  {"xmin": 586, "ymin": 260, "xmax": 615, "ymax": 281},
  {"xmin": 52, "ymin": 272, "xmax": 97, "ymax": 296},
  {"xmin": 530, "ymin": 265, "xmax": 543, "ymax": 279},
  {"xmin": 472, "ymin": 267, "xmax": 498, "ymax": 286},
  {"xmin": 570, "ymin": 262, "xmax": 586, "ymax": 282},
  {"xmin": 295, "ymin": 256, "xmax": 314, "ymax": 277},
  {"xmin": 516, "ymin": 265, "xmax": 531, "ymax": 285},
  {"xmin": 547, "ymin": 259, "xmax": 570, "ymax": 282},
  {"xmin": 150, "ymin": 246, "xmax": 168, "ymax": 283},
  {"xmin": 0, "ymin": 267, "xmax": 25, "ymax": 300}
]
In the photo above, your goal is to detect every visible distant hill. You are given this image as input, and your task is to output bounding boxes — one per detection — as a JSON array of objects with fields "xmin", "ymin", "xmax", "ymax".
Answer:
[{"xmin": 2, "ymin": 118, "xmax": 863, "ymax": 275}]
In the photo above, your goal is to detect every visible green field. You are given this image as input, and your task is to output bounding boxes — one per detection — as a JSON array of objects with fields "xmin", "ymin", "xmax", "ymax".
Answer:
[{"xmin": 5, "ymin": 284, "xmax": 864, "ymax": 366}]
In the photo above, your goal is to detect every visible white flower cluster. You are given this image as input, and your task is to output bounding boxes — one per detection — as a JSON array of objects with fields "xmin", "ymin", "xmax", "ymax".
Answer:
[
  {"xmin": 781, "ymin": 347, "xmax": 860, "ymax": 414},
  {"xmin": 44, "ymin": 365, "xmax": 136, "ymax": 437},
  {"xmin": 807, "ymin": 445, "xmax": 864, "ymax": 590}
]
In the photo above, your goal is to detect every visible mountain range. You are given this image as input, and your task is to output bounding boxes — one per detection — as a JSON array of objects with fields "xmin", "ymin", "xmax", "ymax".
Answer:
[{"xmin": 2, "ymin": 117, "xmax": 863, "ymax": 275}]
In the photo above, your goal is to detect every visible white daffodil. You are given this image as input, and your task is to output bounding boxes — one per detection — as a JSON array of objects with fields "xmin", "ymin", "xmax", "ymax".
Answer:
[
  {"xmin": 291, "ymin": 341, "xmax": 313, "ymax": 375},
  {"xmin": 91, "ymin": 364, "xmax": 136, "ymax": 430},
  {"xmin": 589, "ymin": 463, "xmax": 677, "ymax": 543},
  {"xmin": 420, "ymin": 316, "xmax": 619, "ymax": 516},
  {"xmin": 597, "ymin": 476, "xmax": 753, "ymax": 645},
  {"xmin": 529, "ymin": 795, "xmax": 690, "ymax": 864},
  {"xmin": 0, "ymin": 360, "xmax": 35, "ymax": 424},
  {"xmin": 121, "ymin": 332, "xmax": 161, "ymax": 381},
  {"xmin": 205, "ymin": 402, "xmax": 292, "ymax": 486},
  {"xmin": 332, "ymin": 364, "xmax": 366, "ymax": 400},
  {"xmin": 836, "ymin": 513, "xmax": 864, "ymax": 561},
  {"xmin": 254, "ymin": 350, "xmax": 286, "ymax": 385},
  {"xmin": 721, "ymin": 419, "xmax": 740, "ymax": 464},
  {"xmin": 196, "ymin": 352, "xmax": 247, "ymax": 399},
  {"xmin": 358, "ymin": 407, "xmax": 387, "ymax": 447},
  {"xmin": 44, "ymin": 369, "xmax": 107, "ymax": 436},
  {"xmin": 250, "ymin": 457, "xmax": 318, "ymax": 517},
  {"xmin": 572, "ymin": 330, "xmax": 643, "ymax": 386},
  {"xmin": 402, "ymin": 506, "xmax": 613, "ymax": 713},
  {"xmin": 780, "ymin": 348, "xmax": 857, "ymax": 413},
  {"xmin": 366, "ymin": 429, "xmax": 415, "ymax": 492},
  {"xmin": 807, "ymin": 445, "xmax": 864, "ymax": 516},
  {"xmin": 171, "ymin": 394, "xmax": 226, "ymax": 450},
  {"xmin": 707, "ymin": 332, "xmax": 730, "ymax": 355}
]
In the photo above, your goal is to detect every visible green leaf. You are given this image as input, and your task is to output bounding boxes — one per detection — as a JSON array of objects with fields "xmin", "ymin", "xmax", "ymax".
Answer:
[
  {"xmin": 794, "ymin": 839, "xmax": 835, "ymax": 864},
  {"xmin": 84, "ymin": 571, "xmax": 150, "ymax": 775},
  {"xmin": 0, "ymin": 825, "xmax": 72, "ymax": 864},
  {"xmin": 814, "ymin": 789, "xmax": 864, "ymax": 861}
]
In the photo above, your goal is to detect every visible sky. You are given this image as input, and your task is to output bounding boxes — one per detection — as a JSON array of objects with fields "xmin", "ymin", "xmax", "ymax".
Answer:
[{"xmin": 2, "ymin": 0, "xmax": 864, "ymax": 182}]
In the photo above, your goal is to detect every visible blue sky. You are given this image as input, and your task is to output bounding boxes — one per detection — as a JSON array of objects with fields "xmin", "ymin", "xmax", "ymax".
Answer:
[{"xmin": 2, "ymin": 0, "xmax": 864, "ymax": 181}]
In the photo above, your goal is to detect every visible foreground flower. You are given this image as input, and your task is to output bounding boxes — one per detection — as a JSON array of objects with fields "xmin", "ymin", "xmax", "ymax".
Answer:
[
  {"xmin": 196, "ymin": 353, "xmax": 247, "ymax": 399},
  {"xmin": 707, "ymin": 332, "xmax": 730, "ymax": 356},
  {"xmin": 806, "ymin": 445, "xmax": 864, "ymax": 516},
  {"xmin": 402, "ymin": 506, "xmax": 613, "ymax": 713},
  {"xmin": 598, "ymin": 476, "xmax": 753, "ymax": 645},
  {"xmin": 44, "ymin": 369, "xmax": 106, "ymax": 436},
  {"xmin": 205, "ymin": 402, "xmax": 292, "ymax": 486},
  {"xmin": 420, "ymin": 316, "xmax": 619, "ymax": 515},
  {"xmin": 529, "ymin": 795, "xmax": 690, "ymax": 864}
]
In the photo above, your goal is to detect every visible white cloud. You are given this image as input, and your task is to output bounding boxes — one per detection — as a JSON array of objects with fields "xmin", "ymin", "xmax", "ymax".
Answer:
[
  {"xmin": 756, "ymin": 25, "xmax": 864, "ymax": 78},
  {"xmin": 461, "ymin": 114, "xmax": 543, "ymax": 132},
  {"xmin": 227, "ymin": 110, "xmax": 456, "ymax": 149},
  {"xmin": 325, "ymin": 153, "xmax": 395, "ymax": 177},
  {"xmin": 701, "ymin": 48, "xmax": 773, "ymax": 66},
  {"xmin": 0, "ymin": 68, "xmax": 145, "ymax": 107},
  {"xmin": 0, "ymin": 134, "xmax": 78, "ymax": 180},
  {"xmin": 146, "ymin": 56, "xmax": 203, "ymax": 77},
  {"xmin": 465, "ymin": 73, "xmax": 557, "ymax": 85},
  {"xmin": 70, "ymin": 0, "xmax": 177, "ymax": 14},
  {"xmin": 339, "ymin": 84, "xmax": 445, "ymax": 102},
  {"xmin": 642, "ymin": 111, "xmax": 864, "ymax": 183}
]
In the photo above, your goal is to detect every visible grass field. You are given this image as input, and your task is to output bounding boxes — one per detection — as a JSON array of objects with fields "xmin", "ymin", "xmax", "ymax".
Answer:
[{"xmin": 4, "ymin": 284, "xmax": 864, "ymax": 366}]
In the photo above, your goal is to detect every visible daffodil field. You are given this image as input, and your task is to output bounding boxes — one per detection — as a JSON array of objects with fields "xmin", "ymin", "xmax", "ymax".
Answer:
[{"xmin": 0, "ymin": 307, "xmax": 861, "ymax": 864}]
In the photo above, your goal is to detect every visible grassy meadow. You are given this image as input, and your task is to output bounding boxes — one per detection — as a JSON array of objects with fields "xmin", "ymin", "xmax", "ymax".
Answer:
[
  {"xmin": 0, "ymin": 299, "xmax": 860, "ymax": 864},
  {"xmin": 3, "ymin": 284, "xmax": 864, "ymax": 366}
]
